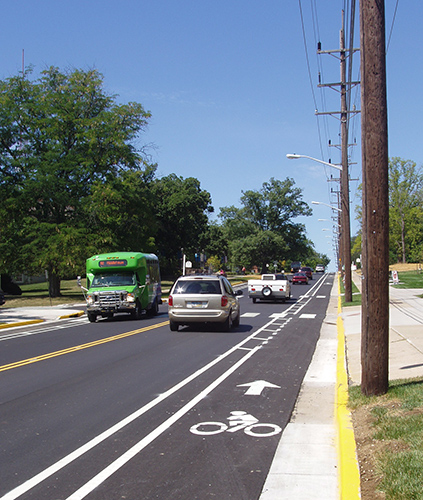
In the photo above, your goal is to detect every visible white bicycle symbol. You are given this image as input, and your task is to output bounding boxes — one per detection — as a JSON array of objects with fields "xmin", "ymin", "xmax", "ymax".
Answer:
[{"xmin": 190, "ymin": 411, "xmax": 282, "ymax": 438}]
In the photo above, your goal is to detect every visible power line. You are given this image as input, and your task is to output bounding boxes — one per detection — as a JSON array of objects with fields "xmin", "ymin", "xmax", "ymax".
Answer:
[{"xmin": 386, "ymin": 0, "xmax": 400, "ymax": 52}]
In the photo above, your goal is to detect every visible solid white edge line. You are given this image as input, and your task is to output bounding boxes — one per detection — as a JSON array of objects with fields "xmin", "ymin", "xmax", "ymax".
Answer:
[
  {"xmin": 66, "ymin": 344, "xmax": 262, "ymax": 500},
  {"xmin": 1, "ymin": 315, "xmax": 280, "ymax": 500}
]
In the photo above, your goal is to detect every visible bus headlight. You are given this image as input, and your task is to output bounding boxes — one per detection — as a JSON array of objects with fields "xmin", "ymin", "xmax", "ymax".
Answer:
[
  {"xmin": 87, "ymin": 294, "xmax": 94, "ymax": 305},
  {"xmin": 126, "ymin": 293, "xmax": 135, "ymax": 302}
]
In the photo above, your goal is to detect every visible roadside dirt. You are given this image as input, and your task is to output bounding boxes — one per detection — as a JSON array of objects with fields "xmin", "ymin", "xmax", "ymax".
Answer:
[
  {"xmin": 351, "ymin": 405, "xmax": 386, "ymax": 499},
  {"xmin": 351, "ymin": 400, "xmax": 421, "ymax": 499}
]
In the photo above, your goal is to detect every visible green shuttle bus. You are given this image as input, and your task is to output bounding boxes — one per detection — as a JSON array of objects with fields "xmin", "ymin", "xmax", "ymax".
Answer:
[{"xmin": 79, "ymin": 252, "xmax": 161, "ymax": 323}]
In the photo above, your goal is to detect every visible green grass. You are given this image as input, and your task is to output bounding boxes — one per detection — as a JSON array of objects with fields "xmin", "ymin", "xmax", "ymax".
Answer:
[
  {"xmin": 349, "ymin": 378, "xmax": 423, "ymax": 499},
  {"xmin": 393, "ymin": 270, "xmax": 423, "ymax": 289},
  {"xmin": 340, "ymin": 278, "xmax": 362, "ymax": 307},
  {"xmin": 2, "ymin": 277, "xmax": 246, "ymax": 308},
  {"xmin": 3, "ymin": 279, "xmax": 176, "ymax": 308},
  {"xmin": 3, "ymin": 279, "xmax": 86, "ymax": 308}
]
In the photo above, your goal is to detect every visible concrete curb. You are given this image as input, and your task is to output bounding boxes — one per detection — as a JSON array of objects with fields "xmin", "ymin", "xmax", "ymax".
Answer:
[
  {"xmin": 336, "ymin": 274, "xmax": 361, "ymax": 499},
  {"xmin": 58, "ymin": 311, "xmax": 85, "ymax": 320},
  {"xmin": 0, "ymin": 319, "xmax": 45, "ymax": 330}
]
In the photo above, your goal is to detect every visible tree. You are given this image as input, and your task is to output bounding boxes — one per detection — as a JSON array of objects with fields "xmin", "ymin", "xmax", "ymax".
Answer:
[
  {"xmin": 199, "ymin": 222, "xmax": 228, "ymax": 268},
  {"xmin": 152, "ymin": 174, "xmax": 213, "ymax": 277},
  {"xmin": 218, "ymin": 177, "xmax": 322, "ymax": 271},
  {"xmin": 240, "ymin": 177, "xmax": 312, "ymax": 232},
  {"xmin": 84, "ymin": 166, "xmax": 158, "ymax": 254},
  {"xmin": 351, "ymin": 233, "xmax": 362, "ymax": 269},
  {"xmin": 229, "ymin": 229, "xmax": 289, "ymax": 272},
  {"xmin": 389, "ymin": 157, "xmax": 423, "ymax": 263},
  {"xmin": 0, "ymin": 67, "xmax": 152, "ymax": 296}
]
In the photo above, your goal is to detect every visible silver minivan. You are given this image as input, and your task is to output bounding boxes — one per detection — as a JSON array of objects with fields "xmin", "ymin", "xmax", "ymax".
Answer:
[{"xmin": 168, "ymin": 275, "xmax": 242, "ymax": 332}]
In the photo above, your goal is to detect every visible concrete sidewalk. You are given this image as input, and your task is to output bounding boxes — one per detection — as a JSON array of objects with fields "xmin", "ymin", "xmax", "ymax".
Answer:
[
  {"xmin": 0, "ymin": 304, "xmax": 85, "ymax": 329},
  {"xmin": 343, "ymin": 272, "xmax": 423, "ymax": 384},
  {"xmin": 262, "ymin": 271, "xmax": 423, "ymax": 499},
  {"xmin": 260, "ymin": 274, "xmax": 340, "ymax": 499}
]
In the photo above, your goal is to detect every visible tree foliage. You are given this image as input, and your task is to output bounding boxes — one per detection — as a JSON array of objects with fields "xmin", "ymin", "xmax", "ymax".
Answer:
[
  {"xmin": 0, "ymin": 67, "xmax": 152, "ymax": 295},
  {"xmin": 353, "ymin": 157, "xmax": 423, "ymax": 265},
  {"xmin": 389, "ymin": 157, "xmax": 423, "ymax": 263},
  {"xmin": 0, "ymin": 66, "xmax": 336, "ymax": 292},
  {"xmin": 151, "ymin": 174, "xmax": 213, "ymax": 276},
  {"xmin": 218, "ymin": 177, "xmax": 326, "ymax": 271}
]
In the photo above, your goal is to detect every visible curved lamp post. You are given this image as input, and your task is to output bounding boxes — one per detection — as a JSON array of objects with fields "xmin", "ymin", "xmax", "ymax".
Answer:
[
  {"xmin": 287, "ymin": 153, "xmax": 351, "ymax": 299},
  {"xmin": 287, "ymin": 153, "xmax": 352, "ymax": 293},
  {"xmin": 312, "ymin": 200, "xmax": 342, "ymax": 212},
  {"xmin": 286, "ymin": 153, "xmax": 342, "ymax": 171}
]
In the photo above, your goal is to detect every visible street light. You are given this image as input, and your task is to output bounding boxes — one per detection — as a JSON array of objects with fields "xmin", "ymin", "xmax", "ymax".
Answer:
[
  {"xmin": 286, "ymin": 153, "xmax": 342, "ymax": 171},
  {"xmin": 287, "ymin": 152, "xmax": 352, "ymax": 301},
  {"xmin": 312, "ymin": 200, "xmax": 342, "ymax": 212},
  {"xmin": 319, "ymin": 218, "xmax": 341, "ymax": 228},
  {"xmin": 314, "ymin": 201, "xmax": 342, "ymax": 273}
]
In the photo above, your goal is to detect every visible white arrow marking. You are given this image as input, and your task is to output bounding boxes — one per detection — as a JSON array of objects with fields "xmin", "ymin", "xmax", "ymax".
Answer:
[{"xmin": 237, "ymin": 380, "xmax": 281, "ymax": 396}]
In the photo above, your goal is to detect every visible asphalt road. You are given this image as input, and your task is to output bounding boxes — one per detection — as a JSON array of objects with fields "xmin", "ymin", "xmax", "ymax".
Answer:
[{"xmin": 0, "ymin": 273, "xmax": 333, "ymax": 500}]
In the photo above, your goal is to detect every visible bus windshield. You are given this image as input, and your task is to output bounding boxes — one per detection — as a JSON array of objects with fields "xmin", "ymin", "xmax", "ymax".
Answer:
[{"xmin": 91, "ymin": 272, "xmax": 137, "ymax": 288}]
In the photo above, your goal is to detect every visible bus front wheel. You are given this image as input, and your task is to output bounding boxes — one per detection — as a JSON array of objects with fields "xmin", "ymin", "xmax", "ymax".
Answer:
[{"xmin": 87, "ymin": 312, "xmax": 97, "ymax": 323}]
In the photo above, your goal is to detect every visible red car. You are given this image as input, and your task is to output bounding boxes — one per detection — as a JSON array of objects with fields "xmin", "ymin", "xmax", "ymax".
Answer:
[
  {"xmin": 300, "ymin": 267, "xmax": 313, "ymax": 280},
  {"xmin": 292, "ymin": 272, "xmax": 309, "ymax": 285}
]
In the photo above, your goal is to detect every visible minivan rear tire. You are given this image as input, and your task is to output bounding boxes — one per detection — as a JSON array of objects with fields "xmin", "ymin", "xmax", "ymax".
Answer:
[{"xmin": 170, "ymin": 321, "xmax": 179, "ymax": 332}]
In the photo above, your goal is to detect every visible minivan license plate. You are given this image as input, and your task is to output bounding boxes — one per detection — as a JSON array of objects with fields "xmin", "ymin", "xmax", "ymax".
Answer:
[{"xmin": 187, "ymin": 301, "xmax": 207, "ymax": 308}]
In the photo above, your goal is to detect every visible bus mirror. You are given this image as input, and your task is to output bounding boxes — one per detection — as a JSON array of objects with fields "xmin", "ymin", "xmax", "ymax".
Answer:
[{"xmin": 77, "ymin": 276, "xmax": 82, "ymax": 287}]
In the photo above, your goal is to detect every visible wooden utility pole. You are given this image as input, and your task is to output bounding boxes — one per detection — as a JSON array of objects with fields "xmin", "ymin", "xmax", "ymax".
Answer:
[
  {"xmin": 340, "ymin": 15, "xmax": 353, "ymax": 302},
  {"xmin": 360, "ymin": 0, "xmax": 389, "ymax": 396},
  {"xmin": 317, "ymin": 12, "xmax": 358, "ymax": 301}
]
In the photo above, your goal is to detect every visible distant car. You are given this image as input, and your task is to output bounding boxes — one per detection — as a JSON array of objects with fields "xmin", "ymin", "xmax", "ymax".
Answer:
[
  {"xmin": 292, "ymin": 272, "xmax": 309, "ymax": 285},
  {"xmin": 168, "ymin": 275, "xmax": 243, "ymax": 332},
  {"xmin": 315, "ymin": 264, "xmax": 325, "ymax": 273},
  {"xmin": 300, "ymin": 267, "xmax": 313, "ymax": 279},
  {"xmin": 290, "ymin": 261, "xmax": 302, "ymax": 273},
  {"xmin": 0, "ymin": 289, "xmax": 4, "ymax": 306}
]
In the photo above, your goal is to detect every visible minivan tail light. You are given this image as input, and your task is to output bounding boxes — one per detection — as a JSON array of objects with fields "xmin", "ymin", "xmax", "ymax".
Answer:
[
  {"xmin": 221, "ymin": 296, "xmax": 228, "ymax": 307},
  {"xmin": 168, "ymin": 295, "xmax": 173, "ymax": 306}
]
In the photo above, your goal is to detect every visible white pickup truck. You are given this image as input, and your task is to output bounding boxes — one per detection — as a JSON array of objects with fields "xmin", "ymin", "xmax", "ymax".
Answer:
[{"xmin": 248, "ymin": 273, "xmax": 291, "ymax": 303}]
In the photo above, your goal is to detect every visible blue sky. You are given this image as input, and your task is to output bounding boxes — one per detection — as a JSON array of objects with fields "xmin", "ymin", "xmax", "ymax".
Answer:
[{"xmin": 1, "ymin": 1, "xmax": 419, "ymax": 271}]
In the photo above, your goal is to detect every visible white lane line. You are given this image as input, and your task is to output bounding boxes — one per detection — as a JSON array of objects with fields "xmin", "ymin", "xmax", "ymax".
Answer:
[
  {"xmin": 0, "ymin": 319, "xmax": 86, "ymax": 340},
  {"xmin": 299, "ymin": 313, "xmax": 317, "ymax": 319},
  {"xmin": 65, "ymin": 344, "xmax": 262, "ymax": 499},
  {"xmin": 1, "ymin": 314, "xmax": 281, "ymax": 500},
  {"xmin": 241, "ymin": 312, "xmax": 260, "ymax": 318},
  {"xmin": 292, "ymin": 297, "xmax": 313, "ymax": 315}
]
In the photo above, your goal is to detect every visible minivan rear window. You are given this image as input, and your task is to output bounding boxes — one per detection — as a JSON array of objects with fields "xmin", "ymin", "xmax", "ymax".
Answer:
[{"xmin": 173, "ymin": 280, "xmax": 221, "ymax": 294}]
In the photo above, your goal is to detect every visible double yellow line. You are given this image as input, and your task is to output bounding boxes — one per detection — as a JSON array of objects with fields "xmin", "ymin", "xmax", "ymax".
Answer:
[{"xmin": 0, "ymin": 320, "xmax": 169, "ymax": 373}]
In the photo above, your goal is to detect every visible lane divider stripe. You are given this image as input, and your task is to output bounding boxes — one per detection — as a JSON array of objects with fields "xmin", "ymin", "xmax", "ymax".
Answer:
[{"xmin": 0, "ymin": 321, "xmax": 169, "ymax": 373}]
